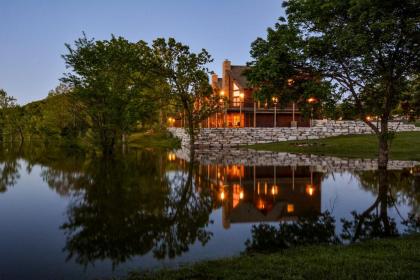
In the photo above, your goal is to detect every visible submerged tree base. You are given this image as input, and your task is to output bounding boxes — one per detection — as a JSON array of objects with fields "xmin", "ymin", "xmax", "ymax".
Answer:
[{"xmin": 129, "ymin": 234, "xmax": 420, "ymax": 280}]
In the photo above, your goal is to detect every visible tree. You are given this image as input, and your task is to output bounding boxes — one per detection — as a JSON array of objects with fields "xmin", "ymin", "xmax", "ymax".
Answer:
[
  {"xmin": 282, "ymin": 0, "xmax": 419, "ymax": 168},
  {"xmin": 61, "ymin": 35, "xmax": 160, "ymax": 155},
  {"xmin": 246, "ymin": 20, "xmax": 336, "ymax": 118},
  {"xmin": 0, "ymin": 89, "xmax": 17, "ymax": 143},
  {"xmin": 399, "ymin": 75, "xmax": 420, "ymax": 120},
  {"xmin": 152, "ymin": 38, "xmax": 223, "ymax": 147}
]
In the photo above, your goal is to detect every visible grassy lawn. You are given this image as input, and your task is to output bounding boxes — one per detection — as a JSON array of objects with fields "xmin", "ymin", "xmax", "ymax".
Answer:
[
  {"xmin": 248, "ymin": 132, "xmax": 420, "ymax": 161},
  {"xmin": 128, "ymin": 131, "xmax": 180, "ymax": 149},
  {"xmin": 128, "ymin": 235, "xmax": 420, "ymax": 280}
]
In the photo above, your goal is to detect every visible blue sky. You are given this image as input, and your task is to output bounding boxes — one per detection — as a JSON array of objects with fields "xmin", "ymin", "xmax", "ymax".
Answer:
[{"xmin": 0, "ymin": 0, "xmax": 284, "ymax": 104}]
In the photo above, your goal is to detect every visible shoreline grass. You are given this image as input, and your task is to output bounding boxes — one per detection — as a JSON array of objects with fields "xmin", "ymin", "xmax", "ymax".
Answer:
[
  {"xmin": 127, "ymin": 234, "xmax": 420, "ymax": 280},
  {"xmin": 247, "ymin": 132, "xmax": 420, "ymax": 161},
  {"xmin": 128, "ymin": 130, "xmax": 180, "ymax": 149}
]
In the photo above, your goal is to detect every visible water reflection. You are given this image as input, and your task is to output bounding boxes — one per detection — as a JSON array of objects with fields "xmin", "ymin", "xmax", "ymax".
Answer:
[
  {"xmin": 58, "ymin": 152, "xmax": 213, "ymax": 266},
  {"xmin": 197, "ymin": 164, "xmax": 322, "ymax": 228},
  {"xmin": 0, "ymin": 144, "xmax": 419, "ymax": 278}
]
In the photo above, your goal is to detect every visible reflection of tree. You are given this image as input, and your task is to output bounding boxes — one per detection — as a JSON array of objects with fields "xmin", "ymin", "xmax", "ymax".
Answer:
[
  {"xmin": 246, "ymin": 167, "xmax": 420, "ymax": 251},
  {"xmin": 342, "ymin": 167, "xmax": 420, "ymax": 242},
  {"xmin": 245, "ymin": 211, "xmax": 339, "ymax": 252},
  {"xmin": 59, "ymin": 150, "xmax": 213, "ymax": 266},
  {"xmin": 0, "ymin": 145, "xmax": 21, "ymax": 192}
]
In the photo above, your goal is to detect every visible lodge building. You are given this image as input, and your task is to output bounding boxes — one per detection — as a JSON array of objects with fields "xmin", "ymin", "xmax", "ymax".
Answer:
[{"xmin": 206, "ymin": 59, "xmax": 309, "ymax": 128}]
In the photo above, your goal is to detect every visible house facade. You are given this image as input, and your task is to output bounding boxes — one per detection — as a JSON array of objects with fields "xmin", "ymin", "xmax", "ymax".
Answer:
[{"xmin": 206, "ymin": 59, "xmax": 309, "ymax": 128}]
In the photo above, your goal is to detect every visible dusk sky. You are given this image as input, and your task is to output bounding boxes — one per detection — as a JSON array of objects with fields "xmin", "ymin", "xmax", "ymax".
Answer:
[{"xmin": 0, "ymin": 0, "xmax": 284, "ymax": 104}]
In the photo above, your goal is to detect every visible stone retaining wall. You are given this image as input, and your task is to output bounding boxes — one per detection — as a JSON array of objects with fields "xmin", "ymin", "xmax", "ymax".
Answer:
[
  {"xmin": 174, "ymin": 148, "xmax": 419, "ymax": 172},
  {"xmin": 168, "ymin": 120, "xmax": 420, "ymax": 148}
]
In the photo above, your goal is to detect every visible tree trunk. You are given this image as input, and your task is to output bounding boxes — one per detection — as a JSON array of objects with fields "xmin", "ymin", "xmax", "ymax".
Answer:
[
  {"xmin": 378, "ymin": 119, "xmax": 389, "ymax": 169},
  {"xmin": 187, "ymin": 113, "xmax": 195, "ymax": 149},
  {"xmin": 378, "ymin": 135, "xmax": 389, "ymax": 169}
]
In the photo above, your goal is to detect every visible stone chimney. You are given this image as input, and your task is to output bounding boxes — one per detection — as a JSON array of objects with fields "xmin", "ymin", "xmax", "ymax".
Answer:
[
  {"xmin": 211, "ymin": 73, "xmax": 219, "ymax": 89},
  {"xmin": 222, "ymin": 59, "xmax": 231, "ymax": 99}
]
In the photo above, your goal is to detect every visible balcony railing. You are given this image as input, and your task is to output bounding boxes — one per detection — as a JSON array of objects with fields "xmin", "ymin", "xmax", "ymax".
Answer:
[{"xmin": 226, "ymin": 101, "xmax": 296, "ymax": 113}]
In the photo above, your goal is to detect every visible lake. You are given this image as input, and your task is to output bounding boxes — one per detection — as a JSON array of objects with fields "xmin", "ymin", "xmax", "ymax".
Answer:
[{"xmin": 0, "ymin": 145, "xmax": 419, "ymax": 279}]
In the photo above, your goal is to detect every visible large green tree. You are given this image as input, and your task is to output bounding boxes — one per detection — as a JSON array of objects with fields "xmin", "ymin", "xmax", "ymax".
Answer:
[
  {"xmin": 152, "ymin": 38, "xmax": 222, "ymax": 147},
  {"xmin": 0, "ymin": 89, "xmax": 17, "ymax": 143},
  {"xmin": 61, "ymin": 35, "xmax": 161, "ymax": 155},
  {"xmin": 246, "ymin": 20, "xmax": 335, "ymax": 117},
  {"xmin": 282, "ymin": 0, "xmax": 420, "ymax": 168}
]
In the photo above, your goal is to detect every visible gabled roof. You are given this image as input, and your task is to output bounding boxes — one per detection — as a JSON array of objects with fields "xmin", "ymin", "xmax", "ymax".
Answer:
[{"xmin": 229, "ymin": 65, "xmax": 250, "ymax": 89}]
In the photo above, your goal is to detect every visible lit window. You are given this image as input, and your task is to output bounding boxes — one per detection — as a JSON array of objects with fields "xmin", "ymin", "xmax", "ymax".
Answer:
[{"xmin": 233, "ymin": 83, "xmax": 241, "ymax": 107}]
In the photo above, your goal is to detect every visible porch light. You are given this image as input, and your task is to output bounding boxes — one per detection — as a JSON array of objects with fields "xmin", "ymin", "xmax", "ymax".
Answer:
[
  {"xmin": 272, "ymin": 96, "xmax": 278, "ymax": 104},
  {"xmin": 306, "ymin": 184, "xmax": 315, "ymax": 196},
  {"xmin": 271, "ymin": 185, "xmax": 278, "ymax": 195},
  {"xmin": 272, "ymin": 97, "xmax": 278, "ymax": 127},
  {"xmin": 239, "ymin": 191, "xmax": 244, "ymax": 200},
  {"xmin": 167, "ymin": 152, "xmax": 176, "ymax": 161},
  {"xmin": 307, "ymin": 97, "xmax": 318, "ymax": 104},
  {"xmin": 220, "ymin": 190, "xmax": 225, "ymax": 200}
]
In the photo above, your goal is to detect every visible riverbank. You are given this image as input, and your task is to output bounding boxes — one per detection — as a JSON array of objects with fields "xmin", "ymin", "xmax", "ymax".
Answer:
[
  {"xmin": 248, "ymin": 132, "xmax": 420, "ymax": 161},
  {"xmin": 127, "ymin": 234, "xmax": 420, "ymax": 280},
  {"xmin": 128, "ymin": 131, "xmax": 180, "ymax": 149}
]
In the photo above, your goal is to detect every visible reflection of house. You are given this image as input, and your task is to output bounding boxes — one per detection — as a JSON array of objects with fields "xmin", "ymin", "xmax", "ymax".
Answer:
[
  {"xmin": 174, "ymin": 60, "xmax": 310, "ymax": 128},
  {"xmin": 197, "ymin": 164, "xmax": 322, "ymax": 229}
]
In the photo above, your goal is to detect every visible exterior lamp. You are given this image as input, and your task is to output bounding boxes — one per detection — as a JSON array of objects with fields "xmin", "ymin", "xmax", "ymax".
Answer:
[
  {"xmin": 306, "ymin": 97, "xmax": 318, "ymax": 127},
  {"xmin": 271, "ymin": 185, "xmax": 278, "ymax": 195},
  {"xmin": 167, "ymin": 152, "xmax": 176, "ymax": 161},
  {"xmin": 167, "ymin": 117, "xmax": 175, "ymax": 127},
  {"xmin": 220, "ymin": 90, "xmax": 224, "ymax": 96},
  {"xmin": 239, "ymin": 191, "xmax": 244, "ymax": 200},
  {"xmin": 272, "ymin": 97, "xmax": 279, "ymax": 127},
  {"xmin": 306, "ymin": 184, "xmax": 315, "ymax": 196},
  {"xmin": 287, "ymin": 79, "xmax": 295, "ymax": 86},
  {"xmin": 220, "ymin": 190, "xmax": 225, "ymax": 200},
  {"xmin": 239, "ymin": 92, "xmax": 245, "ymax": 127}
]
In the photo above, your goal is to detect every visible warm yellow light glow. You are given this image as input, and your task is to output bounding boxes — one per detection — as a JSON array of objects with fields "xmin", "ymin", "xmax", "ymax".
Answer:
[
  {"xmin": 167, "ymin": 152, "xmax": 176, "ymax": 161},
  {"xmin": 257, "ymin": 199, "xmax": 265, "ymax": 210},
  {"xmin": 307, "ymin": 97, "xmax": 317, "ymax": 104},
  {"xmin": 239, "ymin": 92, "xmax": 244, "ymax": 99},
  {"xmin": 220, "ymin": 90, "xmax": 225, "ymax": 96},
  {"xmin": 366, "ymin": 115, "xmax": 372, "ymax": 121},
  {"xmin": 220, "ymin": 191, "xmax": 225, "ymax": 200},
  {"xmin": 306, "ymin": 184, "xmax": 315, "ymax": 196},
  {"xmin": 271, "ymin": 185, "xmax": 278, "ymax": 195},
  {"xmin": 287, "ymin": 204, "xmax": 295, "ymax": 213},
  {"xmin": 272, "ymin": 97, "xmax": 278, "ymax": 104},
  {"xmin": 239, "ymin": 191, "xmax": 244, "ymax": 200},
  {"xmin": 287, "ymin": 79, "xmax": 294, "ymax": 86}
]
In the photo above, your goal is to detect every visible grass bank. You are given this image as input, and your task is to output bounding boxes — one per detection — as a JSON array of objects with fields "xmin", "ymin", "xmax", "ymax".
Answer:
[
  {"xmin": 128, "ymin": 130, "xmax": 180, "ymax": 149},
  {"xmin": 248, "ymin": 132, "xmax": 420, "ymax": 161},
  {"xmin": 127, "ymin": 234, "xmax": 420, "ymax": 280}
]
